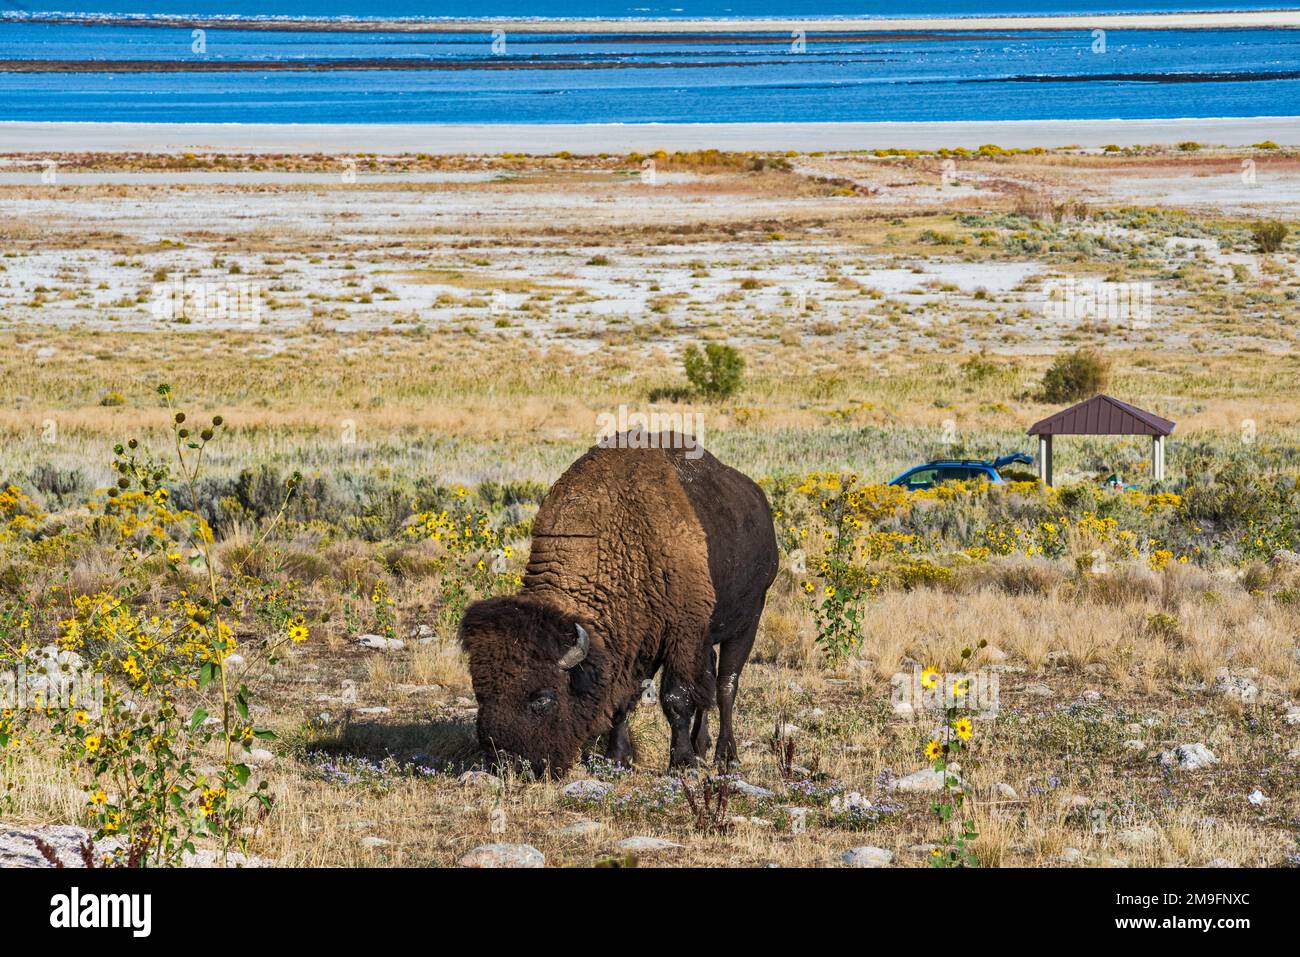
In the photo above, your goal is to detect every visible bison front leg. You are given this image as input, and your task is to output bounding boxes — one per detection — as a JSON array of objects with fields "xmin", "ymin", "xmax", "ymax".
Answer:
[
  {"xmin": 603, "ymin": 699, "xmax": 636, "ymax": 768},
  {"xmin": 661, "ymin": 675, "xmax": 701, "ymax": 769}
]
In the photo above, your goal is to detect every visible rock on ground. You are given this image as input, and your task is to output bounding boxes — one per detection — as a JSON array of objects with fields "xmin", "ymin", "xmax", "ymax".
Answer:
[
  {"xmin": 731, "ymin": 780, "xmax": 775, "ymax": 799},
  {"xmin": 1156, "ymin": 743, "xmax": 1218, "ymax": 771},
  {"xmin": 555, "ymin": 820, "xmax": 602, "ymax": 837},
  {"xmin": 841, "ymin": 846, "xmax": 894, "ymax": 868},
  {"xmin": 890, "ymin": 768, "xmax": 962, "ymax": 793},
  {"xmin": 1214, "ymin": 669, "xmax": 1259, "ymax": 704},
  {"xmin": 0, "ymin": 824, "xmax": 269, "ymax": 867},
  {"xmin": 459, "ymin": 843, "xmax": 545, "ymax": 868},
  {"xmin": 561, "ymin": 779, "xmax": 612, "ymax": 802},
  {"xmin": 0, "ymin": 825, "xmax": 115, "ymax": 867},
  {"xmin": 458, "ymin": 770, "xmax": 500, "ymax": 789},
  {"xmin": 615, "ymin": 836, "xmax": 683, "ymax": 853},
  {"xmin": 355, "ymin": 633, "xmax": 405, "ymax": 651}
]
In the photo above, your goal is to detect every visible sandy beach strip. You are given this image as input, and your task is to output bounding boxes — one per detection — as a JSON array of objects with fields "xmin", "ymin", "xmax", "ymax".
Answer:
[
  {"xmin": 13, "ymin": 10, "xmax": 1300, "ymax": 33},
  {"xmin": 2, "ymin": 117, "xmax": 1297, "ymax": 154}
]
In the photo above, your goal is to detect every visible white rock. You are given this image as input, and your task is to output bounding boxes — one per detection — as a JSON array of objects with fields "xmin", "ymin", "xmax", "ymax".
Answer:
[
  {"xmin": 995, "ymin": 782, "xmax": 1019, "ymax": 800},
  {"xmin": 840, "ymin": 846, "xmax": 893, "ymax": 868},
  {"xmin": 890, "ymin": 768, "xmax": 960, "ymax": 793},
  {"xmin": 732, "ymin": 780, "xmax": 775, "ymax": 800},
  {"xmin": 615, "ymin": 836, "xmax": 683, "ymax": 853},
  {"xmin": 1059, "ymin": 847, "xmax": 1084, "ymax": 864},
  {"xmin": 355, "ymin": 634, "xmax": 405, "ymax": 651},
  {"xmin": 1247, "ymin": 789, "xmax": 1268, "ymax": 805},
  {"xmin": 1283, "ymin": 706, "xmax": 1300, "ymax": 726},
  {"xmin": 561, "ymin": 779, "xmax": 612, "ymax": 801},
  {"xmin": 458, "ymin": 770, "xmax": 500, "ymax": 789},
  {"xmin": 459, "ymin": 843, "xmax": 544, "ymax": 868},
  {"xmin": 1123, "ymin": 739, "xmax": 1146, "ymax": 751},
  {"xmin": 0, "ymin": 824, "xmax": 117, "ymax": 867},
  {"xmin": 355, "ymin": 706, "xmax": 391, "ymax": 716},
  {"xmin": 1214, "ymin": 669, "xmax": 1258, "ymax": 704},
  {"xmin": 1081, "ymin": 689, "xmax": 1102, "ymax": 701},
  {"xmin": 1156, "ymin": 743, "xmax": 1218, "ymax": 771},
  {"xmin": 182, "ymin": 848, "xmax": 271, "ymax": 868},
  {"xmin": 829, "ymin": 791, "xmax": 873, "ymax": 814},
  {"xmin": 1023, "ymin": 683, "xmax": 1054, "ymax": 697},
  {"xmin": 247, "ymin": 748, "xmax": 274, "ymax": 764},
  {"xmin": 556, "ymin": 820, "xmax": 602, "ymax": 837},
  {"xmin": 360, "ymin": 836, "xmax": 390, "ymax": 848},
  {"xmin": 890, "ymin": 699, "xmax": 915, "ymax": 718}
]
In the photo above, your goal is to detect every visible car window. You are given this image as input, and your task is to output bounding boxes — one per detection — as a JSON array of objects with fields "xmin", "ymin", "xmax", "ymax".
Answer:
[
  {"xmin": 905, "ymin": 468, "xmax": 938, "ymax": 486},
  {"xmin": 937, "ymin": 467, "xmax": 975, "ymax": 482}
]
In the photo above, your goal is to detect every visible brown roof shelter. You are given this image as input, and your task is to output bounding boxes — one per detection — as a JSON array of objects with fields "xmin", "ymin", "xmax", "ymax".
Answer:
[{"xmin": 1027, "ymin": 394, "xmax": 1175, "ymax": 486}]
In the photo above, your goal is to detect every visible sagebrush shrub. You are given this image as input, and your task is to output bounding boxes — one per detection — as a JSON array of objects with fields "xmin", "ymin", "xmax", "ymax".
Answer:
[{"xmin": 1040, "ymin": 348, "xmax": 1110, "ymax": 403}]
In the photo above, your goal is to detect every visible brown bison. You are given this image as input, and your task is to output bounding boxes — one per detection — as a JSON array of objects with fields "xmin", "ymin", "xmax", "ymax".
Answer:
[{"xmin": 459, "ymin": 432, "xmax": 778, "ymax": 775}]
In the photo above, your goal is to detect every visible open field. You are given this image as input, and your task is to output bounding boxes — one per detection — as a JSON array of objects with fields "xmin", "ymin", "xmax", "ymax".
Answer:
[{"xmin": 1, "ymin": 143, "xmax": 1298, "ymax": 869}]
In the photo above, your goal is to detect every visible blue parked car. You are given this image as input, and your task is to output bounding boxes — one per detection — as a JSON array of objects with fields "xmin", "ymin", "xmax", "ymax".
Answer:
[{"xmin": 888, "ymin": 453, "xmax": 1034, "ymax": 491}]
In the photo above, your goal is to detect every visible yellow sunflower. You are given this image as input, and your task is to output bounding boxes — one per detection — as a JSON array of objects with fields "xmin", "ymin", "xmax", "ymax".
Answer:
[
  {"xmin": 924, "ymin": 739, "xmax": 942, "ymax": 760},
  {"xmin": 954, "ymin": 717, "xmax": 973, "ymax": 741}
]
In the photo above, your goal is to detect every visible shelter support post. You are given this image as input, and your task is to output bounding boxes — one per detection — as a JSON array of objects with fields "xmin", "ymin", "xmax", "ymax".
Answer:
[
  {"xmin": 1038, "ymin": 435, "xmax": 1053, "ymax": 486},
  {"xmin": 1152, "ymin": 435, "xmax": 1165, "ymax": 483}
]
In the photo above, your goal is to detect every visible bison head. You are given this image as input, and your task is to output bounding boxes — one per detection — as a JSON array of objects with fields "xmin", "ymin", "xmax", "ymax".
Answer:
[{"xmin": 459, "ymin": 596, "xmax": 607, "ymax": 776}]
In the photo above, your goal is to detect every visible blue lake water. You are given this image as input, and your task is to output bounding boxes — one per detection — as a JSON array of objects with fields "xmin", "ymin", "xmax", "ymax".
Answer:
[{"xmin": 2, "ymin": 4, "xmax": 1300, "ymax": 123}]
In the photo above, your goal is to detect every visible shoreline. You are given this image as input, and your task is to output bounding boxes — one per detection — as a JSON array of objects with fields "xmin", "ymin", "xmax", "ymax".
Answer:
[
  {"xmin": 7, "ymin": 10, "xmax": 1300, "ymax": 33},
  {"xmin": 1, "ymin": 117, "xmax": 1296, "ymax": 153}
]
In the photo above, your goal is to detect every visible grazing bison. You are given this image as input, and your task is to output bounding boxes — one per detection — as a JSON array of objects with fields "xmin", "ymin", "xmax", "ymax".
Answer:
[{"xmin": 459, "ymin": 432, "xmax": 778, "ymax": 775}]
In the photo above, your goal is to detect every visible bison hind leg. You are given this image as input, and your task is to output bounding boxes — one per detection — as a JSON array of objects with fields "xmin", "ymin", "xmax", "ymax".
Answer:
[{"xmin": 690, "ymin": 647, "xmax": 716, "ymax": 759}]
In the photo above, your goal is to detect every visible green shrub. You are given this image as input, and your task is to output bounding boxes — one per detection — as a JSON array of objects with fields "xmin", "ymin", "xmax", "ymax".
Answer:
[
  {"xmin": 683, "ymin": 343, "xmax": 744, "ymax": 400},
  {"xmin": 1040, "ymin": 348, "xmax": 1110, "ymax": 403},
  {"xmin": 1252, "ymin": 220, "xmax": 1288, "ymax": 253}
]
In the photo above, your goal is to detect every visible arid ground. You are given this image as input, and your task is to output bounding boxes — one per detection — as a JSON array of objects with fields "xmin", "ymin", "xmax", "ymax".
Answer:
[{"xmin": 0, "ymin": 142, "xmax": 1298, "ymax": 868}]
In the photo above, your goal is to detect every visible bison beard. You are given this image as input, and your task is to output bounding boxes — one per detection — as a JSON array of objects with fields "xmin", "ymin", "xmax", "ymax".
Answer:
[{"xmin": 459, "ymin": 432, "xmax": 779, "ymax": 776}]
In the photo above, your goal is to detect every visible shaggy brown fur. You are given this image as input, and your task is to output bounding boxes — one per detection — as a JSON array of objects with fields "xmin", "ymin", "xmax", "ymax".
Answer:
[{"xmin": 459, "ymin": 433, "xmax": 779, "ymax": 775}]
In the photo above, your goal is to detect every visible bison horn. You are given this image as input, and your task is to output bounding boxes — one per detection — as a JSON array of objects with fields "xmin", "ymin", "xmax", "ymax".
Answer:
[{"xmin": 557, "ymin": 623, "xmax": 590, "ymax": 670}]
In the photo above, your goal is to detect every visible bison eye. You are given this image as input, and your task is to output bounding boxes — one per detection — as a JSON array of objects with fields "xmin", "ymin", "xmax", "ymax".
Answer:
[{"xmin": 528, "ymin": 690, "xmax": 557, "ymax": 715}]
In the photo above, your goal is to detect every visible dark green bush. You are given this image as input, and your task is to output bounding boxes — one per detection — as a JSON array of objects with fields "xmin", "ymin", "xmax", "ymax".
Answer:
[{"xmin": 683, "ymin": 343, "xmax": 744, "ymax": 400}]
